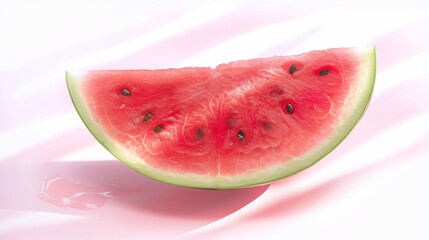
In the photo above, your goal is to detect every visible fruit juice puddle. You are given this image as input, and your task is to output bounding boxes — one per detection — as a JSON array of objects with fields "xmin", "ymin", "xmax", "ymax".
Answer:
[{"xmin": 37, "ymin": 175, "xmax": 144, "ymax": 210}]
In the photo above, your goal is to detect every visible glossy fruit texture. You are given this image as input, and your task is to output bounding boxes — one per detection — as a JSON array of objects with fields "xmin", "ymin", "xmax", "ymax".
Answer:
[{"xmin": 66, "ymin": 47, "xmax": 376, "ymax": 189}]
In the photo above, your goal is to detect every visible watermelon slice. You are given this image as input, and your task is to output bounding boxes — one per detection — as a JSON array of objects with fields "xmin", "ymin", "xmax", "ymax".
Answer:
[{"xmin": 66, "ymin": 47, "xmax": 376, "ymax": 189}]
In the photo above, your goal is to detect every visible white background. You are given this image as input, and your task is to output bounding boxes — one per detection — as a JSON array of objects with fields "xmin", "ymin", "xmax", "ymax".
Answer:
[{"xmin": 1, "ymin": 0, "xmax": 429, "ymax": 239}]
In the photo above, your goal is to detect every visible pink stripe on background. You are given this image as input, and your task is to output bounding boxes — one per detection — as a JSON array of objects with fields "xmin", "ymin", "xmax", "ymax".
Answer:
[{"xmin": 1, "ymin": 1, "xmax": 429, "ymax": 239}]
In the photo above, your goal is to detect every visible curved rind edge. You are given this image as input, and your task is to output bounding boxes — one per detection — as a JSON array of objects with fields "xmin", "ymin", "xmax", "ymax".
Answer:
[{"xmin": 66, "ymin": 47, "xmax": 376, "ymax": 189}]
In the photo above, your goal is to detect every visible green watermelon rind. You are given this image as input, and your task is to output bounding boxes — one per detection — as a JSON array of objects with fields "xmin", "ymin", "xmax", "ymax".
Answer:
[{"xmin": 66, "ymin": 47, "xmax": 376, "ymax": 189}]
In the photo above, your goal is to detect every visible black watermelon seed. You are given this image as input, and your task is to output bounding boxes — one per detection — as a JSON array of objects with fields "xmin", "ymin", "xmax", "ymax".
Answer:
[
  {"xmin": 289, "ymin": 64, "xmax": 296, "ymax": 74},
  {"xmin": 319, "ymin": 69, "xmax": 330, "ymax": 76},
  {"xmin": 238, "ymin": 130, "xmax": 245, "ymax": 141},
  {"xmin": 143, "ymin": 113, "xmax": 152, "ymax": 122},
  {"xmin": 154, "ymin": 125, "xmax": 163, "ymax": 133},
  {"xmin": 286, "ymin": 103, "xmax": 294, "ymax": 113},
  {"xmin": 196, "ymin": 129, "xmax": 204, "ymax": 139},
  {"xmin": 120, "ymin": 88, "xmax": 131, "ymax": 96},
  {"xmin": 264, "ymin": 122, "xmax": 271, "ymax": 130}
]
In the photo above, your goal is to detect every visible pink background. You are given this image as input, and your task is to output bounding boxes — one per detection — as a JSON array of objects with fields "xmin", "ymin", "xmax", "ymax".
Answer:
[{"xmin": 1, "ymin": 0, "xmax": 429, "ymax": 239}]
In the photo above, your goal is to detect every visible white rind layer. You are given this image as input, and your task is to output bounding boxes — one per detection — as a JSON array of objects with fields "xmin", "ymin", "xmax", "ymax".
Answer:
[{"xmin": 66, "ymin": 47, "xmax": 376, "ymax": 189}]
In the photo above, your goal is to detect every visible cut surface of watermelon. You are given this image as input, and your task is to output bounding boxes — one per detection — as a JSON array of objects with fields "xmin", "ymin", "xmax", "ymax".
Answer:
[{"xmin": 66, "ymin": 47, "xmax": 376, "ymax": 189}]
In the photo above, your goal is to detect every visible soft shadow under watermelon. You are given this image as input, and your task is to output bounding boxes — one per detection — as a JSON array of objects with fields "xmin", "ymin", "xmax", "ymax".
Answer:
[
  {"xmin": 1, "ymin": 161, "xmax": 269, "ymax": 238},
  {"xmin": 0, "ymin": 160, "xmax": 268, "ymax": 218},
  {"xmin": 71, "ymin": 161, "xmax": 270, "ymax": 219}
]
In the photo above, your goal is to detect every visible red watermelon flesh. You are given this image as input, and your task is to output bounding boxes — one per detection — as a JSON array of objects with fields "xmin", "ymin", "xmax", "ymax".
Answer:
[{"xmin": 66, "ymin": 47, "xmax": 376, "ymax": 189}]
